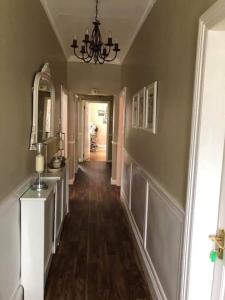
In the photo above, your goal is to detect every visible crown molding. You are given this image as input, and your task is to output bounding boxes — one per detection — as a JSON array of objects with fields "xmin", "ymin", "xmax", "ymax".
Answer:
[
  {"xmin": 120, "ymin": 0, "xmax": 157, "ymax": 64},
  {"xmin": 40, "ymin": 0, "xmax": 68, "ymax": 59}
]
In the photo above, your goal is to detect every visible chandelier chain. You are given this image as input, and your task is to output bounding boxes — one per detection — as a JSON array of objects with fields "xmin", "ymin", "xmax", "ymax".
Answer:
[{"xmin": 95, "ymin": 0, "xmax": 99, "ymax": 20}]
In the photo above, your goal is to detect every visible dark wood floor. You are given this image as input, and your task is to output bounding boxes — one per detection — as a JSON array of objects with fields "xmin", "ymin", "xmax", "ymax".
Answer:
[{"xmin": 45, "ymin": 162, "xmax": 152, "ymax": 300}]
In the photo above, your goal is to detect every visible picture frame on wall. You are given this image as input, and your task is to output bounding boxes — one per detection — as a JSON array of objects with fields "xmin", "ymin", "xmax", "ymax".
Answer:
[
  {"xmin": 132, "ymin": 93, "xmax": 139, "ymax": 127},
  {"xmin": 98, "ymin": 110, "xmax": 105, "ymax": 116},
  {"xmin": 138, "ymin": 87, "xmax": 146, "ymax": 128},
  {"xmin": 145, "ymin": 81, "xmax": 157, "ymax": 134}
]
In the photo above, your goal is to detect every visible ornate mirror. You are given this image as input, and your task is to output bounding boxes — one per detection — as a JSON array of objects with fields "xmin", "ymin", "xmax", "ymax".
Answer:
[{"xmin": 30, "ymin": 63, "xmax": 55, "ymax": 150}]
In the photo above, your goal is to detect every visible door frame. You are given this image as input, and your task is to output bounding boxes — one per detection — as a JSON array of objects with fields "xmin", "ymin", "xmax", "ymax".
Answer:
[
  {"xmin": 181, "ymin": 1, "xmax": 225, "ymax": 299},
  {"xmin": 116, "ymin": 87, "xmax": 127, "ymax": 186},
  {"xmin": 61, "ymin": 85, "xmax": 68, "ymax": 158},
  {"xmin": 80, "ymin": 100, "xmax": 110, "ymax": 162}
]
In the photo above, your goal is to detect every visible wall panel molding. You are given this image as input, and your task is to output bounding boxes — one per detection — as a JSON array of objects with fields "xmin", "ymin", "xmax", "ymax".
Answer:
[{"xmin": 121, "ymin": 149, "xmax": 185, "ymax": 300}]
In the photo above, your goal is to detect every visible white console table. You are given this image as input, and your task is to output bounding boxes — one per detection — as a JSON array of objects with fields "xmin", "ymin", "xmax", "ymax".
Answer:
[
  {"xmin": 20, "ymin": 182, "xmax": 55, "ymax": 300},
  {"xmin": 20, "ymin": 165, "xmax": 69, "ymax": 300}
]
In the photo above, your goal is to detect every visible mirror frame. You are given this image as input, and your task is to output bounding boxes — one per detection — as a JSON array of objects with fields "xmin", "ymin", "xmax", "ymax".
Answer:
[{"xmin": 30, "ymin": 63, "xmax": 55, "ymax": 150}]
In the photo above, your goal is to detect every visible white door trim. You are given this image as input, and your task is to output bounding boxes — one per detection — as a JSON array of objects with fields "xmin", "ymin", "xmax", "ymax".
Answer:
[
  {"xmin": 116, "ymin": 87, "xmax": 127, "ymax": 186},
  {"xmin": 181, "ymin": 1, "xmax": 225, "ymax": 299},
  {"xmin": 61, "ymin": 85, "xmax": 68, "ymax": 158}
]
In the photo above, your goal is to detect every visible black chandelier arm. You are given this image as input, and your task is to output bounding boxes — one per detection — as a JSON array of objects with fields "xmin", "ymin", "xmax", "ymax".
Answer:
[
  {"xmin": 99, "ymin": 47, "xmax": 107, "ymax": 63},
  {"xmin": 72, "ymin": 46, "xmax": 94, "ymax": 63},
  {"xmin": 84, "ymin": 42, "xmax": 94, "ymax": 58},
  {"xmin": 82, "ymin": 50, "xmax": 95, "ymax": 63},
  {"xmin": 97, "ymin": 54, "xmax": 106, "ymax": 64},
  {"xmin": 72, "ymin": 47, "xmax": 86, "ymax": 60},
  {"xmin": 98, "ymin": 44, "xmax": 112, "ymax": 59},
  {"xmin": 82, "ymin": 49, "xmax": 94, "ymax": 62},
  {"xmin": 99, "ymin": 44, "xmax": 119, "ymax": 62},
  {"xmin": 104, "ymin": 50, "xmax": 119, "ymax": 62}
]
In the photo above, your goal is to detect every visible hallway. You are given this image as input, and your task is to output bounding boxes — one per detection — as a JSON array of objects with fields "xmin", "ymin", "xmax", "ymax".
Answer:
[{"xmin": 45, "ymin": 162, "xmax": 151, "ymax": 300}]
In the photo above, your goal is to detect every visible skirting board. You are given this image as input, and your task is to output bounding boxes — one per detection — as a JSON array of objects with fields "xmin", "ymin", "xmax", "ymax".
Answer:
[
  {"xmin": 69, "ymin": 174, "xmax": 75, "ymax": 185},
  {"xmin": 10, "ymin": 285, "xmax": 23, "ymax": 300},
  {"xmin": 121, "ymin": 191, "xmax": 166, "ymax": 300},
  {"xmin": 44, "ymin": 246, "xmax": 54, "ymax": 284},
  {"xmin": 69, "ymin": 178, "xmax": 74, "ymax": 185},
  {"xmin": 111, "ymin": 178, "xmax": 118, "ymax": 185}
]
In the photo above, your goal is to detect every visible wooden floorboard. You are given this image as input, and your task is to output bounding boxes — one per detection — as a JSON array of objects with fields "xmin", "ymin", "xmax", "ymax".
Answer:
[
  {"xmin": 45, "ymin": 161, "xmax": 152, "ymax": 300},
  {"xmin": 90, "ymin": 148, "xmax": 106, "ymax": 161}
]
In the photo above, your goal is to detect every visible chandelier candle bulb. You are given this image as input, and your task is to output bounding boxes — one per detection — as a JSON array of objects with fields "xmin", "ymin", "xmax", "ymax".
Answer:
[
  {"xmin": 85, "ymin": 28, "xmax": 89, "ymax": 42},
  {"xmin": 81, "ymin": 43, "xmax": 85, "ymax": 53},
  {"xmin": 114, "ymin": 42, "xmax": 119, "ymax": 51},
  {"xmin": 59, "ymin": 138, "xmax": 64, "ymax": 150}
]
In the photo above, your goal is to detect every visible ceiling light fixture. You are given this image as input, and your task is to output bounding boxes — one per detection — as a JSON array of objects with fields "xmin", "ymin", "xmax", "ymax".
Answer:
[{"xmin": 70, "ymin": 0, "xmax": 120, "ymax": 64}]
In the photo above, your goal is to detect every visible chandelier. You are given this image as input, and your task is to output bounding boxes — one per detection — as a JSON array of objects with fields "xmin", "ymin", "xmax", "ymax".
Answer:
[{"xmin": 70, "ymin": 0, "xmax": 120, "ymax": 64}]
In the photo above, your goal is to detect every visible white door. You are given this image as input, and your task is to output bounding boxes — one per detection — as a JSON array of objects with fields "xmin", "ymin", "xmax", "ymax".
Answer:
[
  {"xmin": 83, "ymin": 101, "xmax": 90, "ymax": 161},
  {"xmin": 182, "ymin": 2, "xmax": 225, "ymax": 299},
  {"xmin": 211, "ymin": 159, "xmax": 225, "ymax": 300}
]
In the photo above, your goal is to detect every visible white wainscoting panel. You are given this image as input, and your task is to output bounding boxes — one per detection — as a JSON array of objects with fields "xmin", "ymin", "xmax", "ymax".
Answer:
[
  {"xmin": 121, "ymin": 149, "xmax": 185, "ymax": 300},
  {"xmin": 131, "ymin": 164, "xmax": 148, "ymax": 242},
  {"xmin": 121, "ymin": 154, "xmax": 131, "ymax": 206},
  {"xmin": 146, "ymin": 184, "xmax": 184, "ymax": 300}
]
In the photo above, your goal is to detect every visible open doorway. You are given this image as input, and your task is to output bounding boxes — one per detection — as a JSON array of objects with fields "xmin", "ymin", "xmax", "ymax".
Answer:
[
  {"xmin": 88, "ymin": 102, "xmax": 108, "ymax": 161},
  {"xmin": 78, "ymin": 97, "xmax": 111, "ymax": 163}
]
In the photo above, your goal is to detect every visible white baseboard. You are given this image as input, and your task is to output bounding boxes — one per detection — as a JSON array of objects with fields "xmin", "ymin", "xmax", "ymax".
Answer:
[
  {"xmin": 69, "ymin": 175, "xmax": 75, "ymax": 185},
  {"xmin": 97, "ymin": 144, "xmax": 106, "ymax": 148},
  {"xmin": 10, "ymin": 285, "xmax": 23, "ymax": 300},
  {"xmin": 111, "ymin": 178, "xmax": 118, "ymax": 185},
  {"xmin": 44, "ymin": 246, "xmax": 54, "ymax": 283},
  {"xmin": 69, "ymin": 179, "xmax": 74, "ymax": 185}
]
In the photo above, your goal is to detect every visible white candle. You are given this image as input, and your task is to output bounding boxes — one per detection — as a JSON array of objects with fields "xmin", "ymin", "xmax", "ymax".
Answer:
[
  {"xmin": 59, "ymin": 139, "xmax": 64, "ymax": 150},
  {"xmin": 35, "ymin": 154, "xmax": 44, "ymax": 173}
]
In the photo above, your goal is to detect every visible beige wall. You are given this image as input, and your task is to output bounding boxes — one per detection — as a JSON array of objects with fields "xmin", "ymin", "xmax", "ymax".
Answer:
[
  {"xmin": 0, "ymin": 0, "xmax": 67, "ymax": 201},
  {"xmin": 68, "ymin": 62, "xmax": 122, "ymax": 95},
  {"xmin": 122, "ymin": 0, "xmax": 216, "ymax": 208}
]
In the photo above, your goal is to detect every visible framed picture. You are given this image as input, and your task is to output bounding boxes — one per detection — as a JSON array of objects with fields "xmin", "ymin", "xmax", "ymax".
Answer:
[
  {"xmin": 138, "ymin": 87, "xmax": 146, "ymax": 128},
  {"xmin": 145, "ymin": 81, "xmax": 157, "ymax": 134},
  {"xmin": 98, "ymin": 110, "xmax": 105, "ymax": 116},
  {"xmin": 132, "ymin": 93, "xmax": 139, "ymax": 127}
]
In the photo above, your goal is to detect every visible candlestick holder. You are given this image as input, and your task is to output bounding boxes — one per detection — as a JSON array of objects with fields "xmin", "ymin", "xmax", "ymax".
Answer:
[
  {"xmin": 57, "ymin": 132, "xmax": 65, "ymax": 158},
  {"xmin": 31, "ymin": 143, "xmax": 48, "ymax": 191}
]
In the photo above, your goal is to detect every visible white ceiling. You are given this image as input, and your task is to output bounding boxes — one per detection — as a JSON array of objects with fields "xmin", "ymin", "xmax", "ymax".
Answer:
[{"xmin": 40, "ymin": 0, "xmax": 155, "ymax": 64}]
